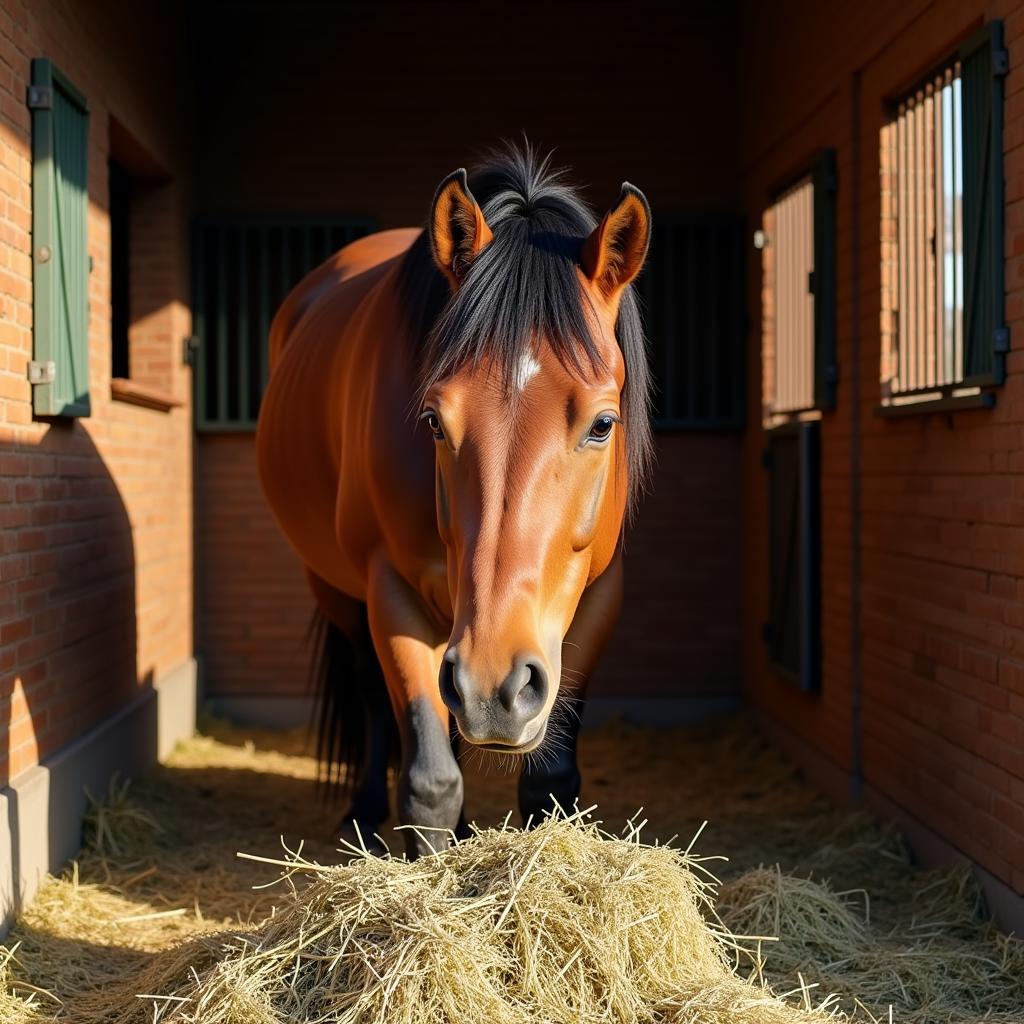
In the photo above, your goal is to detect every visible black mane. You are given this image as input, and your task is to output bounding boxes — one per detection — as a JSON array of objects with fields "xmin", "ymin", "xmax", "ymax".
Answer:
[{"xmin": 396, "ymin": 142, "xmax": 653, "ymax": 514}]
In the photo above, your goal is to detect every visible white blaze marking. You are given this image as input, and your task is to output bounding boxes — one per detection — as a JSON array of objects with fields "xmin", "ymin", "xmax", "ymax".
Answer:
[{"xmin": 514, "ymin": 353, "xmax": 542, "ymax": 391}]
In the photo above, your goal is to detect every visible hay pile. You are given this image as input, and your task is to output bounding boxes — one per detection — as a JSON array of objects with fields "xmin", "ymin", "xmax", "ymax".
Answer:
[{"xmin": 71, "ymin": 812, "xmax": 837, "ymax": 1024}]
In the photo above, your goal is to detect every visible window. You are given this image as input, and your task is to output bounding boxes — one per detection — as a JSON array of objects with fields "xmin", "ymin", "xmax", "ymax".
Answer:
[
  {"xmin": 764, "ymin": 421, "xmax": 821, "ymax": 691},
  {"xmin": 194, "ymin": 219, "xmax": 374, "ymax": 430},
  {"xmin": 759, "ymin": 152, "xmax": 837, "ymax": 425},
  {"xmin": 880, "ymin": 22, "xmax": 1007, "ymax": 410},
  {"xmin": 28, "ymin": 59, "xmax": 90, "ymax": 418},
  {"xmin": 109, "ymin": 159, "xmax": 132, "ymax": 380},
  {"xmin": 106, "ymin": 118, "xmax": 182, "ymax": 410},
  {"xmin": 637, "ymin": 217, "xmax": 746, "ymax": 430}
]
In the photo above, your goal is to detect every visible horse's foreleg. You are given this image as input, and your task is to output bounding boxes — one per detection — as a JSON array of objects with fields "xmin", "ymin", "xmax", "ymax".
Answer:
[
  {"xmin": 305, "ymin": 573, "xmax": 393, "ymax": 846},
  {"xmin": 519, "ymin": 553, "xmax": 623, "ymax": 825},
  {"xmin": 367, "ymin": 554, "xmax": 462, "ymax": 859}
]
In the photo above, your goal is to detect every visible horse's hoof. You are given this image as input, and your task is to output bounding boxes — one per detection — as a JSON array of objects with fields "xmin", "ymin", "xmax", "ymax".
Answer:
[{"xmin": 337, "ymin": 817, "xmax": 389, "ymax": 858}]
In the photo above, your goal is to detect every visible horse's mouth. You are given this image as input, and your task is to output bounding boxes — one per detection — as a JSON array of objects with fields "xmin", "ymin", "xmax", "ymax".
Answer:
[{"xmin": 472, "ymin": 725, "xmax": 547, "ymax": 756}]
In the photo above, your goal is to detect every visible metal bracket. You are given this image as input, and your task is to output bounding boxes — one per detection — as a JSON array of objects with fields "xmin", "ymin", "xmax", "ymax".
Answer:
[
  {"xmin": 182, "ymin": 334, "xmax": 200, "ymax": 367},
  {"xmin": 994, "ymin": 49, "xmax": 1009, "ymax": 77},
  {"xmin": 28, "ymin": 360, "xmax": 56, "ymax": 384},
  {"xmin": 26, "ymin": 84, "xmax": 52, "ymax": 110}
]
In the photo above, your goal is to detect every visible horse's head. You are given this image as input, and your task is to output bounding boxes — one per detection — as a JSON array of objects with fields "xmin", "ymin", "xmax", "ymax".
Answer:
[{"xmin": 417, "ymin": 154, "xmax": 652, "ymax": 753}]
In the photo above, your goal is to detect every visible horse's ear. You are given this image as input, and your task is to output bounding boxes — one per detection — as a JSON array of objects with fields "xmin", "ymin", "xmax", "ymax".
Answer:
[
  {"xmin": 581, "ymin": 183, "xmax": 651, "ymax": 301},
  {"xmin": 429, "ymin": 168, "xmax": 493, "ymax": 289}
]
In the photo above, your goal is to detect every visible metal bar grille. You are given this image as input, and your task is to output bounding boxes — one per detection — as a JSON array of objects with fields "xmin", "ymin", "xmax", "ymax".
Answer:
[
  {"xmin": 885, "ymin": 63, "xmax": 965, "ymax": 399},
  {"xmin": 194, "ymin": 217, "xmax": 374, "ymax": 431},
  {"xmin": 765, "ymin": 177, "xmax": 815, "ymax": 416},
  {"xmin": 637, "ymin": 217, "xmax": 745, "ymax": 430}
]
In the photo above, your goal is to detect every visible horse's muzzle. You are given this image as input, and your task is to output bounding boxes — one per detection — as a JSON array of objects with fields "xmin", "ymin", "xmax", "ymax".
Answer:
[{"xmin": 439, "ymin": 648, "xmax": 549, "ymax": 749}]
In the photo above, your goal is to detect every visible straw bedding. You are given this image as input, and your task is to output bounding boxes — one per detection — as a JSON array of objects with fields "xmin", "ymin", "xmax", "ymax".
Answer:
[{"xmin": 1, "ymin": 719, "xmax": 1022, "ymax": 1024}]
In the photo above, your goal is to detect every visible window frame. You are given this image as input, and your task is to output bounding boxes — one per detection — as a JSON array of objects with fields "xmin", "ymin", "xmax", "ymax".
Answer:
[
  {"xmin": 878, "ymin": 20, "xmax": 1008, "ymax": 415},
  {"xmin": 760, "ymin": 150, "xmax": 838, "ymax": 427}
]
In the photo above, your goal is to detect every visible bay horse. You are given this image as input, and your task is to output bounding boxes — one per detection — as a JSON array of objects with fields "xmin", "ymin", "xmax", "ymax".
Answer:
[{"xmin": 256, "ymin": 145, "xmax": 652, "ymax": 858}]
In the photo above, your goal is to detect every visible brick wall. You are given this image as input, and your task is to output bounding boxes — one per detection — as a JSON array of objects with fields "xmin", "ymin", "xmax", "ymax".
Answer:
[
  {"xmin": 0, "ymin": 0, "xmax": 193, "ymax": 786},
  {"xmin": 193, "ymin": 2, "xmax": 745, "ymax": 706},
  {"xmin": 196, "ymin": 434, "xmax": 312, "ymax": 702},
  {"xmin": 739, "ymin": 0, "xmax": 1024, "ymax": 895}
]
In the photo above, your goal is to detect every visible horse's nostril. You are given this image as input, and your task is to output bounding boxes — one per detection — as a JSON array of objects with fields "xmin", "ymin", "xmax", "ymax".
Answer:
[
  {"xmin": 520, "ymin": 661, "xmax": 547, "ymax": 715},
  {"xmin": 438, "ymin": 653, "xmax": 462, "ymax": 713},
  {"xmin": 498, "ymin": 657, "xmax": 548, "ymax": 719}
]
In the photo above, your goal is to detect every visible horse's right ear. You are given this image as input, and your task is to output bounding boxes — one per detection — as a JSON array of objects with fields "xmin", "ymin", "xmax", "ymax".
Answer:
[
  {"xmin": 581, "ymin": 183, "xmax": 651, "ymax": 302},
  {"xmin": 429, "ymin": 168, "xmax": 493, "ymax": 289}
]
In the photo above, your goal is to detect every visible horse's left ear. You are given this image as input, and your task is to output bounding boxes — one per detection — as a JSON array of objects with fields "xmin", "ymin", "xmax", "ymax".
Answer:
[
  {"xmin": 581, "ymin": 183, "xmax": 651, "ymax": 301},
  {"xmin": 429, "ymin": 168, "xmax": 493, "ymax": 289}
]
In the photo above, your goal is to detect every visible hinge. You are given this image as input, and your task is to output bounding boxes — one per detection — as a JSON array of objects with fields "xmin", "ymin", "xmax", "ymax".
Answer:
[
  {"xmin": 994, "ymin": 48, "xmax": 1009, "ymax": 77},
  {"xmin": 182, "ymin": 334, "xmax": 200, "ymax": 367},
  {"xmin": 26, "ymin": 85, "xmax": 52, "ymax": 110},
  {"xmin": 994, "ymin": 326, "xmax": 1010, "ymax": 353},
  {"xmin": 808, "ymin": 270, "xmax": 816, "ymax": 295},
  {"xmin": 28, "ymin": 360, "xmax": 56, "ymax": 384}
]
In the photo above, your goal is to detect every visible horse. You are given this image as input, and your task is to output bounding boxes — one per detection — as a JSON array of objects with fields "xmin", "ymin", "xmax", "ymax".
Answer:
[{"xmin": 255, "ymin": 144, "xmax": 652, "ymax": 858}]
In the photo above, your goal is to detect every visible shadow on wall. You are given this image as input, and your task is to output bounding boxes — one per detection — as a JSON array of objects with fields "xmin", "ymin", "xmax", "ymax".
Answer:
[{"xmin": 0, "ymin": 422, "xmax": 157, "ymax": 926}]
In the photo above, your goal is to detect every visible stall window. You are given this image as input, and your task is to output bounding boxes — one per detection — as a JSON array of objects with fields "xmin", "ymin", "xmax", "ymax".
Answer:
[{"xmin": 880, "ymin": 22, "xmax": 1008, "ymax": 411}]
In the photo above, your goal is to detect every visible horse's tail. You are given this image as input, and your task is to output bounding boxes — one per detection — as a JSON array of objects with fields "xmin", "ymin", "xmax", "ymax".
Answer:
[{"xmin": 308, "ymin": 604, "xmax": 396, "ymax": 796}]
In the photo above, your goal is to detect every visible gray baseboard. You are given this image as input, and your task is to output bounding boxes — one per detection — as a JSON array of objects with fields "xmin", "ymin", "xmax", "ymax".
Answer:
[
  {"xmin": 580, "ymin": 694, "xmax": 740, "ymax": 727},
  {"xmin": 0, "ymin": 657, "xmax": 197, "ymax": 939},
  {"xmin": 207, "ymin": 692, "xmax": 741, "ymax": 732},
  {"xmin": 207, "ymin": 694, "xmax": 314, "ymax": 729}
]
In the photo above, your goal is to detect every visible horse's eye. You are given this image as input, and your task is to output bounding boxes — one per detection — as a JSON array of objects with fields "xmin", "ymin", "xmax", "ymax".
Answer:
[
  {"xmin": 424, "ymin": 411, "xmax": 445, "ymax": 441},
  {"xmin": 587, "ymin": 415, "xmax": 616, "ymax": 444}
]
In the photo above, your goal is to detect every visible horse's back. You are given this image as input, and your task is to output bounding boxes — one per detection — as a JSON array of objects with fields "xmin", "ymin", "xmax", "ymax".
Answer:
[
  {"xmin": 268, "ymin": 227, "xmax": 422, "ymax": 369},
  {"xmin": 257, "ymin": 226, "xmax": 429, "ymax": 600}
]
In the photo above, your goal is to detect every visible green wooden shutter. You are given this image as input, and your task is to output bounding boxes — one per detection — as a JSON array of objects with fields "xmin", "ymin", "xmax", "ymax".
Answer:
[
  {"xmin": 812, "ymin": 150, "xmax": 838, "ymax": 409},
  {"xmin": 961, "ymin": 21, "xmax": 1008, "ymax": 386},
  {"xmin": 29, "ymin": 59, "xmax": 90, "ymax": 417}
]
